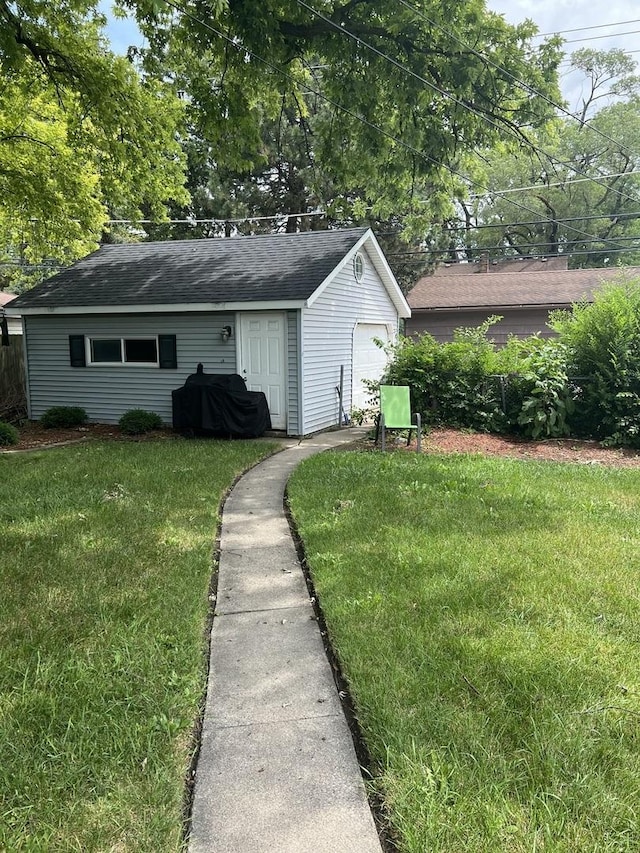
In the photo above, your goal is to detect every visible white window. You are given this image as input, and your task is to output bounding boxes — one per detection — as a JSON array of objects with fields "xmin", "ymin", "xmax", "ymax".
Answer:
[
  {"xmin": 86, "ymin": 336, "xmax": 159, "ymax": 366},
  {"xmin": 353, "ymin": 251, "xmax": 365, "ymax": 282}
]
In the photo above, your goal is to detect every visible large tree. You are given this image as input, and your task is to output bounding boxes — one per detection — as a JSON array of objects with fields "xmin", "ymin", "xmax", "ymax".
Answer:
[
  {"xmin": 130, "ymin": 1, "xmax": 562, "ymax": 210},
  {"xmin": 444, "ymin": 49, "xmax": 640, "ymax": 268},
  {"xmin": 0, "ymin": 0, "xmax": 188, "ymax": 286}
]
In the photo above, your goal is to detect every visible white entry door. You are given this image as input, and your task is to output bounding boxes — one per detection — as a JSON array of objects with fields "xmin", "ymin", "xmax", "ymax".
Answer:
[{"xmin": 239, "ymin": 313, "xmax": 287, "ymax": 430}]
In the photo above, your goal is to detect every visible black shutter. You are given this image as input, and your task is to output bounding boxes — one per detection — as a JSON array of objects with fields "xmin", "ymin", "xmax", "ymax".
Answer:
[
  {"xmin": 158, "ymin": 334, "xmax": 177, "ymax": 369},
  {"xmin": 69, "ymin": 335, "xmax": 86, "ymax": 367}
]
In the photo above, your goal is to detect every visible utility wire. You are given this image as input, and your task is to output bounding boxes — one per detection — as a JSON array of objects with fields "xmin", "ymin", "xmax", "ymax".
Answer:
[
  {"xmin": 445, "ymin": 211, "xmax": 640, "ymax": 229},
  {"xmin": 390, "ymin": 233, "xmax": 640, "ymax": 256},
  {"xmin": 395, "ymin": 0, "xmax": 640, "ymax": 186},
  {"xmin": 532, "ymin": 18, "xmax": 640, "ymax": 38},
  {"xmin": 296, "ymin": 0, "xmax": 640, "ymax": 209},
  {"xmin": 476, "ymin": 169, "xmax": 640, "ymax": 196},
  {"xmin": 394, "ymin": 245, "xmax": 640, "ymax": 261},
  {"xmin": 107, "ymin": 210, "xmax": 325, "ymax": 225},
  {"xmin": 563, "ymin": 28, "xmax": 640, "ymax": 45},
  {"xmin": 163, "ymin": 0, "xmax": 630, "ymax": 250}
]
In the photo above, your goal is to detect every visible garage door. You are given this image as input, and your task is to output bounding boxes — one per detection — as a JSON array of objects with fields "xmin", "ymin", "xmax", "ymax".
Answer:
[{"xmin": 352, "ymin": 323, "xmax": 391, "ymax": 409}]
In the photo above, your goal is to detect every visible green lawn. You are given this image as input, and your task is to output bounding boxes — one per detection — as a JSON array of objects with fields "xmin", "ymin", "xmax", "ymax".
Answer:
[
  {"xmin": 288, "ymin": 451, "xmax": 640, "ymax": 853},
  {"xmin": 0, "ymin": 438, "xmax": 277, "ymax": 852}
]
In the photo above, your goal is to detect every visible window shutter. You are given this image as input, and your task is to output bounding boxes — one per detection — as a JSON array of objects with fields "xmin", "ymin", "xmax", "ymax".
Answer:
[
  {"xmin": 158, "ymin": 334, "xmax": 177, "ymax": 369},
  {"xmin": 69, "ymin": 335, "xmax": 86, "ymax": 367}
]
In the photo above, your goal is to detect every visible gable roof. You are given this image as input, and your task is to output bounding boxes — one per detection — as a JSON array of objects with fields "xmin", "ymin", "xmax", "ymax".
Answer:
[
  {"xmin": 408, "ymin": 264, "xmax": 640, "ymax": 311},
  {"xmin": 10, "ymin": 228, "xmax": 408, "ymax": 316}
]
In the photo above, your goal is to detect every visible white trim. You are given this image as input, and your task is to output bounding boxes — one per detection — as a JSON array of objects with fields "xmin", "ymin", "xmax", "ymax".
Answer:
[
  {"xmin": 353, "ymin": 251, "xmax": 365, "ymax": 282},
  {"xmin": 22, "ymin": 318, "xmax": 32, "ymax": 420},
  {"xmin": 15, "ymin": 300, "xmax": 307, "ymax": 316},
  {"xmin": 238, "ymin": 311, "xmax": 287, "ymax": 430},
  {"xmin": 85, "ymin": 334, "xmax": 160, "ymax": 367},
  {"xmin": 306, "ymin": 229, "xmax": 411, "ymax": 317}
]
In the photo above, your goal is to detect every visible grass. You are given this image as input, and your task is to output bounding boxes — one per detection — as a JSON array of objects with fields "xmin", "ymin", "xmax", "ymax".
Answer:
[
  {"xmin": 288, "ymin": 450, "xmax": 640, "ymax": 852},
  {"xmin": 0, "ymin": 437, "xmax": 277, "ymax": 852}
]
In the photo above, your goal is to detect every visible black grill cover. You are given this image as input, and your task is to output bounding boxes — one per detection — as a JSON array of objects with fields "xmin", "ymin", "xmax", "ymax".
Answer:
[{"xmin": 172, "ymin": 365, "xmax": 271, "ymax": 438}]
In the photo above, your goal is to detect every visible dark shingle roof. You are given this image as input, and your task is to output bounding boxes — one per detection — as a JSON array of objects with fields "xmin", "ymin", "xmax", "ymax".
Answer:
[
  {"xmin": 11, "ymin": 229, "xmax": 368, "ymax": 310},
  {"xmin": 408, "ymin": 265, "xmax": 640, "ymax": 310}
]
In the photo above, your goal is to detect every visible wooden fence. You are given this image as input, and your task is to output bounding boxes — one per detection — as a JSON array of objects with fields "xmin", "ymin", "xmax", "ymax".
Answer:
[{"xmin": 0, "ymin": 335, "xmax": 26, "ymax": 419}]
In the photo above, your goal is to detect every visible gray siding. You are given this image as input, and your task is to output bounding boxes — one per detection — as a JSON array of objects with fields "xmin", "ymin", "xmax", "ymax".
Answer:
[
  {"xmin": 286, "ymin": 310, "xmax": 301, "ymax": 436},
  {"xmin": 24, "ymin": 312, "xmax": 237, "ymax": 423},
  {"xmin": 301, "ymin": 247, "xmax": 398, "ymax": 434},
  {"xmin": 406, "ymin": 308, "xmax": 556, "ymax": 345}
]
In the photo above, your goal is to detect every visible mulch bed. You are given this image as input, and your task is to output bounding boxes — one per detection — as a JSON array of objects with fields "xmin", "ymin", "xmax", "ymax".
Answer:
[
  {"xmin": 4, "ymin": 421, "xmax": 640, "ymax": 468},
  {"xmin": 2, "ymin": 421, "xmax": 177, "ymax": 452},
  {"xmin": 356, "ymin": 428, "xmax": 640, "ymax": 468}
]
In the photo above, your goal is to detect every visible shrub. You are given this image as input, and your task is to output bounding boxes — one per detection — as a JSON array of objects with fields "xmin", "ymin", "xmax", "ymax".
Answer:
[
  {"xmin": 514, "ymin": 339, "xmax": 574, "ymax": 439},
  {"xmin": 118, "ymin": 409, "xmax": 163, "ymax": 435},
  {"xmin": 0, "ymin": 421, "xmax": 19, "ymax": 446},
  {"xmin": 384, "ymin": 318, "xmax": 507, "ymax": 432},
  {"xmin": 550, "ymin": 280, "xmax": 640, "ymax": 446},
  {"xmin": 40, "ymin": 406, "xmax": 88, "ymax": 429}
]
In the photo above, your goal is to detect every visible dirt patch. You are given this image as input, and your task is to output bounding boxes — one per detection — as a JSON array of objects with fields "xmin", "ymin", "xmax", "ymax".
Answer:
[
  {"xmin": 2, "ymin": 421, "xmax": 177, "ymax": 452},
  {"xmin": 356, "ymin": 428, "xmax": 640, "ymax": 468}
]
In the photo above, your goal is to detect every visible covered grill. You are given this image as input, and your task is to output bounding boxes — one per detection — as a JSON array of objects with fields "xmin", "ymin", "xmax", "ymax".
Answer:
[{"xmin": 172, "ymin": 364, "xmax": 271, "ymax": 438}]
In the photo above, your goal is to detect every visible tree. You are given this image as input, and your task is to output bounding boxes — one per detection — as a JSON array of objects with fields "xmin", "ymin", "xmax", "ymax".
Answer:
[
  {"xmin": 0, "ymin": 0, "xmax": 189, "ymax": 287},
  {"xmin": 446, "ymin": 50, "xmax": 640, "ymax": 268},
  {"xmin": 124, "ymin": 0, "xmax": 562, "ymax": 225}
]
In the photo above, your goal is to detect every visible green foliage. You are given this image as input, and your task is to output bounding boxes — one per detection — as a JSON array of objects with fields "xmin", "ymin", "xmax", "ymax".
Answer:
[
  {"xmin": 118, "ymin": 408, "xmax": 163, "ymax": 434},
  {"xmin": 514, "ymin": 339, "xmax": 574, "ymax": 438},
  {"xmin": 40, "ymin": 407, "xmax": 88, "ymax": 429},
  {"xmin": 384, "ymin": 318, "xmax": 507, "ymax": 432},
  {"xmin": 0, "ymin": 3, "xmax": 188, "ymax": 282},
  {"xmin": 551, "ymin": 280, "xmax": 640, "ymax": 446},
  {"xmin": 0, "ymin": 421, "xmax": 19, "ymax": 446},
  {"xmin": 129, "ymin": 0, "xmax": 561, "ymax": 240},
  {"xmin": 453, "ymin": 50, "xmax": 640, "ymax": 268}
]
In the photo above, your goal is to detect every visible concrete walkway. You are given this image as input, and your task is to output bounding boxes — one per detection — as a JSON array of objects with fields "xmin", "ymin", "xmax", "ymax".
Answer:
[{"xmin": 189, "ymin": 428, "xmax": 383, "ymax": 853}]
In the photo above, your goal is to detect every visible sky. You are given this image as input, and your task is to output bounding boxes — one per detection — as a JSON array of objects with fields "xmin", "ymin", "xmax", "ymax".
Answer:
[
  {"xmin": 487, "ymin": 0, "xmax": 640, "ymax": 106},
  {"xmin": 100, "ymin": 0, "xmax": 640, "ymax": 105}
]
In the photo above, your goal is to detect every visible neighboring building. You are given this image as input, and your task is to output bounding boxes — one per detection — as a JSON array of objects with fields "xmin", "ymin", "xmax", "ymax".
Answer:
[
  {"xmin": 9, "ymin": 229, "xmax": 409, "ymax": 434},
  {"xmin": 405, "ymin": 257, "xmax": 640, "ymax": 344},
  {"xmin": 0, "ymin": 291, "xmax": 25, "ymax": 417},
  {"xmin": 0, "ymin": 291, "xmax": 22, "ymax": 335}
]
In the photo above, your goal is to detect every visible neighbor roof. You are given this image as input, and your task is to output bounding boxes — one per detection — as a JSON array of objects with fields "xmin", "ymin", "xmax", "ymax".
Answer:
[
  {"xmin": 11, "ymin": 228, "xmax": 377, "ymax": 312},
  {"xmin": 408, "ymin": 265, "xmax": 640, "ymax": 310}
]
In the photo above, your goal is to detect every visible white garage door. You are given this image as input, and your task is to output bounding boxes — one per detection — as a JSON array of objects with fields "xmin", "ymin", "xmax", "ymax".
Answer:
[{"xmin": 352, "ymin": 323, "xmax": 391, "ymax": 409}]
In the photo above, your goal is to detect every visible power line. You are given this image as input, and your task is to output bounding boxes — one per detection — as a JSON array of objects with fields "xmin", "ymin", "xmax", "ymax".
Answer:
[
  {"xmin": 477, "ymin": 169, "xmax": 640, "ymax": 196},
  {"xmin": 162, "ymin": 0, "xmax": 630, "ymax": 251},
  {"xmin": 563, "ymin": 28, "xmax": 640, "ymax": 45},
  {"xmin": 296, "ymin": 0, "xmax": 640, "ymax": 209},
  {"xmin": 390, "ymin": 233, "xmax": 640, "ymax": 257},
  {"xmin": 395, "ymin": 0, "xmax": 640, "ymax": 188},
  {"xmin": 446, "ymin": 211, "xmax": 640, "ymax": 229},
  {"xmin": 532, "ymin": 18, "xmax": 640, "ymax": 38},
  {"xmin": 392, "ymin": 245, "xmax": 640, "ymax": 261},
  {"xmin": 107, "ymin": 210, "xmax": 325, "ymax": 225}
]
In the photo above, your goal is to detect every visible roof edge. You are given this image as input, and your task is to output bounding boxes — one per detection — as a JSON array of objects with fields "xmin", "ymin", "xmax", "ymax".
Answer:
[{"xmin": 306, "ymin": 229, "xmax": 411, "ymax": 317}]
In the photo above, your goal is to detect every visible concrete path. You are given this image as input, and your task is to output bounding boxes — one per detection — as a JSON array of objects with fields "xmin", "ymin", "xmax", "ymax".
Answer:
[{"xmin": 189, "ymin": 428, "xmax": 383, "ymax": 853}]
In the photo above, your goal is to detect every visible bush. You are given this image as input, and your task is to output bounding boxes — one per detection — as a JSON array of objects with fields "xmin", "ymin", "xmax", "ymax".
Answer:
[
  {"xmin": 0, "ymin": 421, "xmax": 19, "ymax": 446},
  {"xmin": 118, "ymin": 409, "xmax": 163, "ymax": 435},
  {"xmin": 384, "ymin": 318, "xmax": 507, "ymax": 432},
  {"xmin": 514, "ymin": 339, "xmax": 574, "ymax": 439},
  {"xmin": 550, "ymin": 280, "xmax": 640, "ymax": 446},
  {"xmin": 40, "ymin": 406, "xmax": 88, "ymax": 429}
]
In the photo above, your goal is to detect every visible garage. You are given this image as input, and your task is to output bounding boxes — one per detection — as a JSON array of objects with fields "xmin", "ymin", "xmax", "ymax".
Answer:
[{"xmin": 352, "ymin": 322, "xmax": 391, "ymax": 409}]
